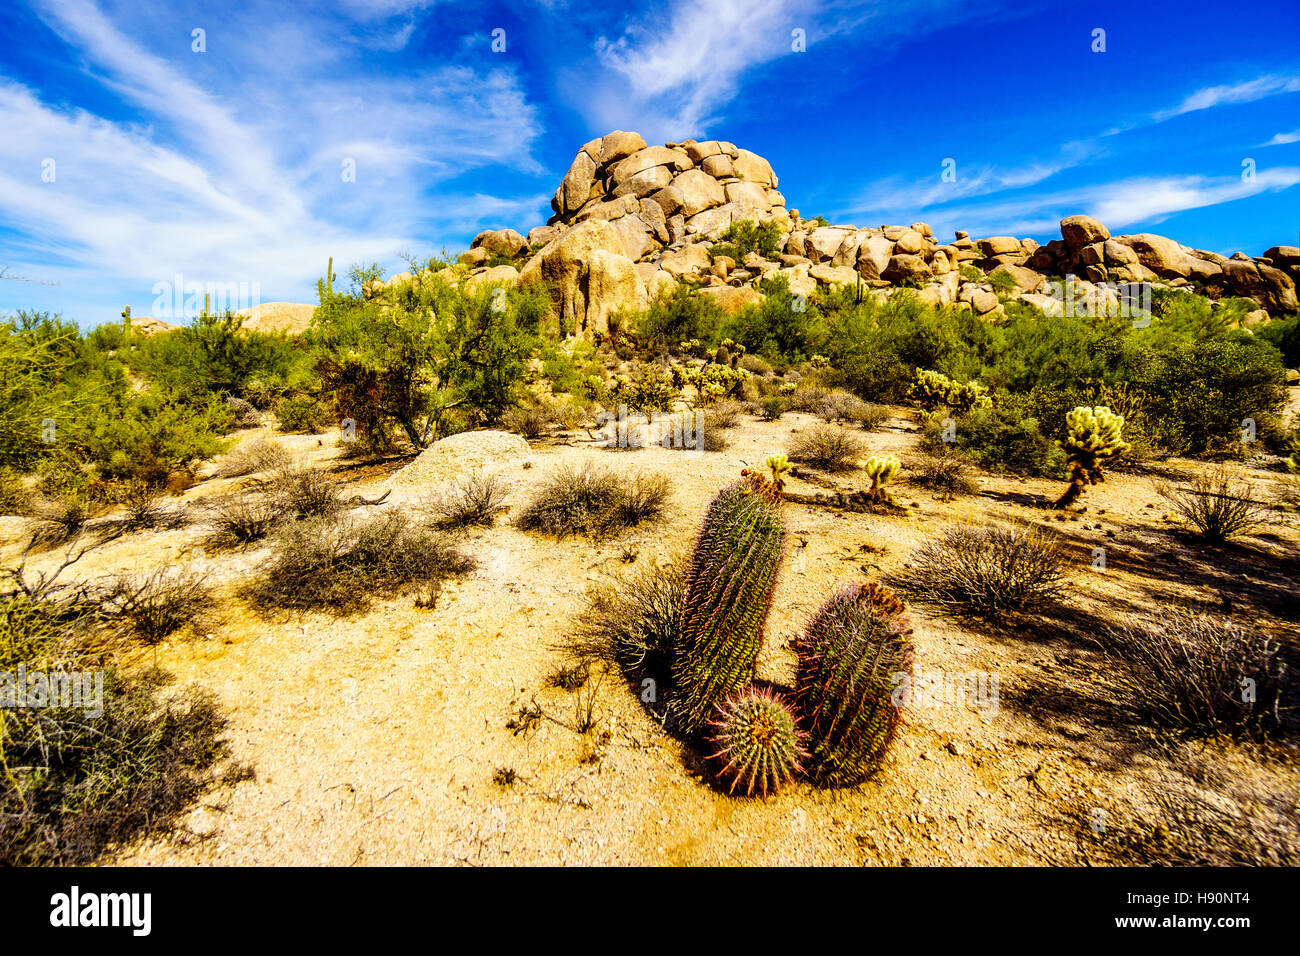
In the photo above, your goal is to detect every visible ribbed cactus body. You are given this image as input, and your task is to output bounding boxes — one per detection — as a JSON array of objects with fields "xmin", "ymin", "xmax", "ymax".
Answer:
[
  {"xmin": 672, "ymin": 472, "xmax": 786, "ymax": 735},
  {"xmin": 794, "ymin": 583, "xmax": 914, "ymax": 787},
  {"xmin": 706, "ymin": 686, "xmax": 805, "ymax": 797}
]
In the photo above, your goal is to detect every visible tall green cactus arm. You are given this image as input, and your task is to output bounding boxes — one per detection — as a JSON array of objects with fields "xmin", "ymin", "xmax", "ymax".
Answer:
[
  {"xmin": 671, "ymin": 470, "xmax": 786, "ymax": 736},
  {"xmin": 794, "ymin": 583, "xmax": 914, "ymax": 787}
]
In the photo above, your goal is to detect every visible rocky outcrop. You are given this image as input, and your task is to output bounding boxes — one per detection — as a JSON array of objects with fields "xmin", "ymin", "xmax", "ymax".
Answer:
[
  {"xmin": 517, "ymin": 220, "xmax": 647, "ymax": 336},
  {"xmin": 547, "ymin": 133, "xmax": 788, "ymax": 257},
  {"xmin": 411, "ymin": 131, "xmax": 1300, "ymax": 345}
]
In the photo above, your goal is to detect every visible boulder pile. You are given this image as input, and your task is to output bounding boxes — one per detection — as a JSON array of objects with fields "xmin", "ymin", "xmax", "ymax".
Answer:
[{"xmin": 367, "ymin": 130, "xmax": 1300, "ymax": 336}]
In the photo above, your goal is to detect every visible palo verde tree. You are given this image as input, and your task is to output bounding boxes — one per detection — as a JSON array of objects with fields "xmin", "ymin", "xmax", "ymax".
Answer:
[{"xmin": 305, "ymin": 271, "xmax": 548, "ymax": 450}]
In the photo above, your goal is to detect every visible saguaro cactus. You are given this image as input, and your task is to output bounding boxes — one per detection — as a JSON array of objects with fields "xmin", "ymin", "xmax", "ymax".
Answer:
[
  {"xmin": 794, "ymin": 583, "xmax": 915, "ymax": 787},
  {"xmin": 671, "ymin": 468, "xmax": 786, "ymax": 735},
  {"xmin": 1055, "ymin": 405, "xmax": 1129, "ymax": 508},
  {"xmin": 706, "ymin": 685, "xmax": 806, "ymax": 797}
]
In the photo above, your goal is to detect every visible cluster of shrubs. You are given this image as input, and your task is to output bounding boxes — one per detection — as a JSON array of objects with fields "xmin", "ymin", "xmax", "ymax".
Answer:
[
  {"xmin": 0, "ymin": 544, "xmax": 247, "ymax": 865},
  {"xmin": 614, "ymin": 276, "xmax": 1294, "ymax": 461}
]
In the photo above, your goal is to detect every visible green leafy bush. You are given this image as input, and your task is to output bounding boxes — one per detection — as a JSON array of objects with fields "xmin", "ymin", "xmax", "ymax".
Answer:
[
  {"xmin": 637, "ymin": 285, "xmax": 724, "ymax": 352},
  {"xmin": 274, "ymin": 394, "xmax": 332, "ymax": 434},
  {"xmin": 708, "ymin": 219, "xmax": 782, "ymax": 262},
  {"xmin": 923, "ymin": 402, "xmax": 1066, "ymax": 477},
  {"xmin": 306, "ymin": 276, "xmax": 547, "ymax": 448}
]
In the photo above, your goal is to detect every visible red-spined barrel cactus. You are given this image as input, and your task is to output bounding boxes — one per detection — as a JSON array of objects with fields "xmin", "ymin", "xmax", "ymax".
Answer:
[
  {"xmin": 671, "ymin": 469, "xmax": 786, "ymax": 735},
  {"xmin": 706, "ymin": 686, "xmax": 805, "ymax": 797},
  {"xmin": 794, "ymin": 583, "xmax": 914, "ymax": 787}
]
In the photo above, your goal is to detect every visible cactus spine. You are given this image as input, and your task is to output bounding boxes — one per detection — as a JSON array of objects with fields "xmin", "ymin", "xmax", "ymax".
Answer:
[
  {"xmin": 1055, "ymin": 405, "xmax": 1129, "ymax": 508},
  {"xmin": 794, "ymin": 583, "xmax": 914, "ymax": 787},
  {"xmin": 672, "ymin": 469, "xmax": 786, "ymax": 735},
  {"xmin": 911, "ymin": 369, "xmax": 988, "ymax": 413},
  {"xmin": 863, "ymin": 455, "xmax": 901, "ymax": 503},
  {"xmin": 706, "ymin": 686, "xmax": 806, "ymax": 797}
]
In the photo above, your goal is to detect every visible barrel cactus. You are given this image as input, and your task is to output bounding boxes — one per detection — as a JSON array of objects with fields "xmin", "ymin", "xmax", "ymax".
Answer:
[
  {"xmin": 794, "ymin": 583, "xmax": 915, "ymax": 787},
  {"xmin": 1055, "ymin": 405, "xmax": 1130, "ymax": 508},
  {"xmin": 671, "ymin": 468, "xmax": 786, "ymax": 735},
  {"xmin": 863, "ymin": 455, "xmax": 901, "ymax": 504},
  {"xmin": 706, "ymin": 685, "xmax": 806, "ymax": 797}
]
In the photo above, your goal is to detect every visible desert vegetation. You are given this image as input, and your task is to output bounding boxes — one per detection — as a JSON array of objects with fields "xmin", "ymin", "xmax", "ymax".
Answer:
[{"xmin": 3, "ymin": 145, "xmax": 1299, "ymax": 868}]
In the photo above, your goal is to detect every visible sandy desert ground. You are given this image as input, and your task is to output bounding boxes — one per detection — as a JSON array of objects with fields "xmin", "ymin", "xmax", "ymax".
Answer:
[{"xmin": 4, "ymin": 406, "xmax": 1297, "ymax": 866}]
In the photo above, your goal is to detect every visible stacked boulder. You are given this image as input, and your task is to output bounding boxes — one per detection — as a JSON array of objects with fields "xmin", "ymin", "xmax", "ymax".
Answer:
[
  {"xmin": 365, "ymin": 131, "xmax": 1300, "ymax": 342},
  {"xmin": 541, "ymin": 131, "xmax": 790, "ymax": 259},
  {"xmin": 1027, "ymin": 215, "xmax": 1298, "ymax": 314}
]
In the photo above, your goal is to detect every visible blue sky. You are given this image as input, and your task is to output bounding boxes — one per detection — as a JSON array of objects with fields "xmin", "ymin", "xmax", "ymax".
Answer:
[{"xmin": 1, "ymin": 0, "xmax": 1298, "ymax": 326}]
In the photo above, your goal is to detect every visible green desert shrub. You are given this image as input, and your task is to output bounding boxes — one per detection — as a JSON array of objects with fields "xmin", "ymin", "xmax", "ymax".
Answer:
[
  {"xmin": 308, "ymin": 276, "xmax": 547, "ymax": 446},
  {"xmin": 901, "ymin": 523, "xmax": 1066, "ymax": 616},
  {"xmin": 708, "ymin": 219, "xmax": 783, "ymax": 262},
  {"xmin": 924, "ymin": 403, "xmax": 1067, "ymax": 478},
  {"xmin": 0, "ymin": 589, "xmax": 245, "ymax": 866},
  {"xmin": 1125, "ymin": 337, "xmax": 1285, "ymax": 454},
  {"xmin": 788, "ymin": 424, "xmax": 865, "ymax": 471},
  {"xmin": 274, "ymin": 394, "xmax": 332, "ymax": 434},
  {"xmin": 760, "ymin": 395, "xmax": 785, "ymax": 421},
  {"xmin": 637, "ymin": 285, "xmax": 724, "ymax": 352},
  {"xmin": 516, "ymin": 466, "xmax": 668, "ymax": 538},
  {"xmin": 246, "ymin": 510, "xmax": 473, "ymax": 614}
]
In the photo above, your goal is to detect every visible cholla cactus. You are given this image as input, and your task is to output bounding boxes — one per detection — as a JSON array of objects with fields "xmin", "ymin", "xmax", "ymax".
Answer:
[
  {"xmin": 863, "ymin": 455, "xmax": 901, "ymax": 503},
  {"xmin": 1055, "ymin": 405, "xmax": 1130, "ymax": 508},
  {"xmin": 706, "ymin": 686, "xmax": 806, "ymax": 797},
  {"xmin": 765, "ymin": 454, "xmax": 792, "ymax": 492},
  {"xmin": 778, "ymin": 381, "xmax": 797, "ymax": 395},
  {"xmin": 911, "ymin": 369, "xmax": 988, "ymax": 414},
  {"xmin": 809, "ymin": 354, "xmax": 830, "ymax": 369},
  {"xmin": 611, "ymin": 365, "xmax": 680, "ymax": 423},
  {"xmin": 678, "ymin": 338, "xmax": 706, "ymax": 359},
  {"xmin": 1286, "ymin": 452, "xmax": 1299, "ymax": 474},
  {"xmin": 685, "ymin": 362, "xmax": 750, "ymax": 406}
]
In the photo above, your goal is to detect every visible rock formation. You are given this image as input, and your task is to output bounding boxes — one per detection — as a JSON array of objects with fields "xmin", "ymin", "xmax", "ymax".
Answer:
[{"xmin": 368, "ymin": 131, "xmax": 1300, "ymax": 337}]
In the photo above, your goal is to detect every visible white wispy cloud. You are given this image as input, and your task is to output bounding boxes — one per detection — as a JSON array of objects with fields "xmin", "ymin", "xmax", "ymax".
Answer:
[
  {"xmin": 590, "ymin": 0, "xmax": 805, "ymax": 139},
  {"xmin": 1262, "ymin": 129, "xmax": 1300, "ymax": 146},
  {"xmin": 862, "ymin": 169, "xmax": 1300, "ymax": 242},
  {"xmin": 581, "ymin": 0, "xmax": 989, "ymax": 141},
  {"xmin": 845, "ymin": 144, "xmax": 1097, "ymax": 221},
  {"xmin": 1153, "ymin": 74, "xmax": 1300, "ymax": 121},
  {"xmin": 0, "ymin": 0, "xmax": 546, "ymax": 322}
]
